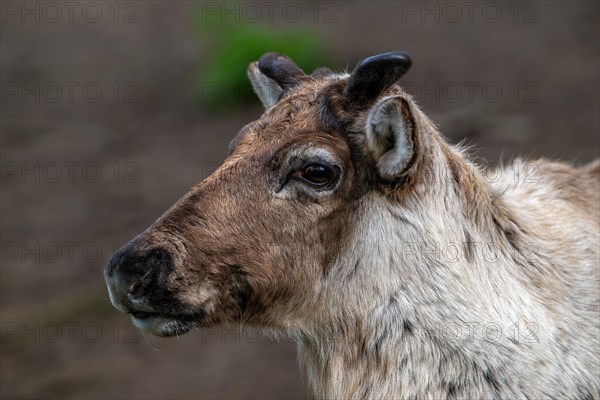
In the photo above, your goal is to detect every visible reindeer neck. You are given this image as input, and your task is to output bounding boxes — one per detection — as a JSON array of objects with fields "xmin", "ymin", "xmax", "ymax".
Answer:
[
  {"xmin": 296, "ymin": 309, "xmax": 510, "ymax": 399},
  {"xmin": 295, "ymin": 140, "xmax": 528, "ymax": 398}
]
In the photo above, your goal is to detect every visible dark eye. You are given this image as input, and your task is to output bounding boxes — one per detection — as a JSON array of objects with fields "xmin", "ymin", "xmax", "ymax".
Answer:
[{"xmin": 300, "ymin": 164, "xmax": 334, "ymax": 186}]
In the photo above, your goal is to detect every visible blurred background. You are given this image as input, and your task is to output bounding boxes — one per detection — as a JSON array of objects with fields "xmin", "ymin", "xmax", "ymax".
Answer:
[{"xmin": 1, "ymin": 1, "xmax": 598, "ymax": 399}]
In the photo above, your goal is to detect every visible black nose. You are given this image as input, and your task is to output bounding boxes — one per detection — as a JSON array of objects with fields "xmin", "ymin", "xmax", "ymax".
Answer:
[{"xmin": 104, "ymin": 242, "xmax": 173, "ymax": 306}]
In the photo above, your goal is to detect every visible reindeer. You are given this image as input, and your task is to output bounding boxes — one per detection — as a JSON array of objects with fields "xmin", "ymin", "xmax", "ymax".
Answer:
[{"xmin": 105, "ymin": 52, "xmax": 600, "ymax": 399}]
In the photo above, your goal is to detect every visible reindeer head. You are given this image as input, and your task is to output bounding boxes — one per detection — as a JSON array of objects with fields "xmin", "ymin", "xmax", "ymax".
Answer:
[{"xmin": 105, "ymin": 52, "xmax": 449, "ymax": 337}]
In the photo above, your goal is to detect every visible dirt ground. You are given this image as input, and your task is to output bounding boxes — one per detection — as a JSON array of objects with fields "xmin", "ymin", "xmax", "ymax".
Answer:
[{"xmin": 1, "ymin": 1, "xmax": 598, "ymax": 399}]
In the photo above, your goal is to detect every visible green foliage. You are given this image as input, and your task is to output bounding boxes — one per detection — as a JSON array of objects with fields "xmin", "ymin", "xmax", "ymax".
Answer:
[{"xmin": 193, "ymin": 7, "xmax": 332, "ymax": 109}]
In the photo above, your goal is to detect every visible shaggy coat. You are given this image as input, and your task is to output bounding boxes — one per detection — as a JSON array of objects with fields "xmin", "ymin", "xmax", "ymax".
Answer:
[{"xmin": 105, "ymin": 52, "xmax": 600, "ymax": 399}]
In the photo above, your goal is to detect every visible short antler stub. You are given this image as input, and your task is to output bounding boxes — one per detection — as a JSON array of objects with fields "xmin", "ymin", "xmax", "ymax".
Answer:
[{"xmin": 344, "ymin": 51, "xmax": 412, "ymax": 108}]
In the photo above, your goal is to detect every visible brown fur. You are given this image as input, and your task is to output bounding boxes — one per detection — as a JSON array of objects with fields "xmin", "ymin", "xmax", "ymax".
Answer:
[{"xmin": 105, "ymin": 53, "xmax": 600, "ymax": 399}]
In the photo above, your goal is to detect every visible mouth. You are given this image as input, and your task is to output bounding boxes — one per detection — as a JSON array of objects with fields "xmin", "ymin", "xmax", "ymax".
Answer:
[
  {"xmin": 105, "ymin": 279, "xmax": 208, "ymax": 337},
  {"xmin": 128, "ymin": 309, "xmax": 206, "ymax": 337},
  {"xmin": 130, "ymin": 311, "xmax": 159, "ymax": 319}
]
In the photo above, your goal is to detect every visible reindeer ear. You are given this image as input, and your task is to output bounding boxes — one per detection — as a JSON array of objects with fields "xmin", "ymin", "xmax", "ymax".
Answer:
[
  {"xmin": 365, "ymin": 96, "xmax": 419, "ymax": 179},
  {"xmin": 247, "ymin": 61, "xmax": 283, "ymax": 109},
  {"xmin": 247, "ymin": 53, "xmax": 306, "ymax": 109}
]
